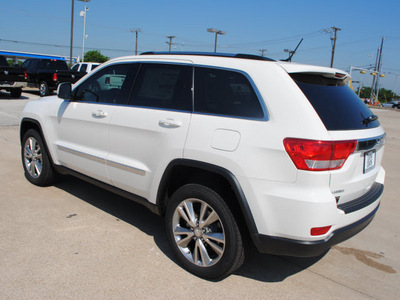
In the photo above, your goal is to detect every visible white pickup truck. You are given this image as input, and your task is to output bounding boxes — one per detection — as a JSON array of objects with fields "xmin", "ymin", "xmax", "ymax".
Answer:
[{"xmin": 71, "ymin": 62, "xmax": 100, "ymax": 74}]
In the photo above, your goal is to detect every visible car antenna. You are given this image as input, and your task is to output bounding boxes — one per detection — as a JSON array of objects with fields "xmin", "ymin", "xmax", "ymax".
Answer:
[{"xmin": 280, "ymin": 38, "xmax": 303, "ymax": 62}]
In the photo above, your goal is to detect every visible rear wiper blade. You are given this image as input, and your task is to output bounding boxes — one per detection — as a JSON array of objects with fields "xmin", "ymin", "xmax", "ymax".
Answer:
[{"xmin": 361, "ymin": 114, "xmax": 378, "ymax": 125}]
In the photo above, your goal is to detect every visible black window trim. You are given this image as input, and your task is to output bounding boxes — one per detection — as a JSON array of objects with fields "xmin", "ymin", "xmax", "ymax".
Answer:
[{"xmin": 70, "ymin": 60, "xmax": 269, "ymax": 121}]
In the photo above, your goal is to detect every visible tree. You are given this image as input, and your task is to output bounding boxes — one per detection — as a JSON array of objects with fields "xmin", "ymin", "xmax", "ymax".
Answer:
[
  {"xmin": 83, "ymin": 50, "xmax": 110, "ymax": 63},
  {"xmin": 378, "ymin": 88, "xmax": 399, "ymax": 103},
  {"xmin": 7, "ymin": 59, "xmax": 22, "ymax": 66},
  {"xmin": 358, "ymin": 86, "xmax": 399, "ymax": 102},
  {"xmin": 359, "ymin": 86, "xmax": 371, "ymax": 99}
]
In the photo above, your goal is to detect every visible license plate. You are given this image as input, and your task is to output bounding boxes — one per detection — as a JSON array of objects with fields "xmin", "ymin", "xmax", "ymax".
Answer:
[{"xmin": 364, "ymin": 150, "xmax": 376, "ymax": 173}]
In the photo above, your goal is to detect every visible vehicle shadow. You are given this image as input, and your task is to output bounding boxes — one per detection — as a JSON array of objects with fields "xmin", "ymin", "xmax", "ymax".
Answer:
[
  {"xmin": 0, "ymin": 91, "xmax": 30, "ymax": 100},
  {"xmin": 54, "ymin": 174, "xmax": 325, "ymax": 282},
  {"xmin": 234, "ymin": 251, "xmax": 326, "ymax": 282}
]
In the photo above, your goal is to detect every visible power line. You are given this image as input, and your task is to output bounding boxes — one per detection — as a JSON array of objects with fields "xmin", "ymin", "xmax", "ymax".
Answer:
[{"xmin": 0, "ymin": 38, "xmax": 132, "ymax": 53}]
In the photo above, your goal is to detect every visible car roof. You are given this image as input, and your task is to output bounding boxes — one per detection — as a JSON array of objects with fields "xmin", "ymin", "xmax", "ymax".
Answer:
[{"xmin": 107, "ymin": 52, "xmax": 349, "ymax": 79}]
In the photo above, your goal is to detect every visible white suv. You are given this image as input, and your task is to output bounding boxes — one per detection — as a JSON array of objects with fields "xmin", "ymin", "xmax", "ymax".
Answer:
[{"xmin": 20, "ymin": 52, "xmax": 385, "ymax": 280}]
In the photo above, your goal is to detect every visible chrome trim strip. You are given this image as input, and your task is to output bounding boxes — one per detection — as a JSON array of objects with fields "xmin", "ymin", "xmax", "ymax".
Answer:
[
  {"xmin": 356, "ymin": 133, "xmax": 386, "ymax": 151},
  {"xmin": 106, "ymin": 160, "xmax": 146, "ymax": 176},
  {"xmin": 57, "ymin": 145, "xmax": 146, "ymax": 176},
  {"xmin": 57, "ymin": 145, "xmax": 105, "ymax": 163}
]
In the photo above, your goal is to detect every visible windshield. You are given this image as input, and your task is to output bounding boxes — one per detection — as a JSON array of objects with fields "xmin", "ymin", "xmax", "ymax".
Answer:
[{"xmin": 292, "ymin": 74, "xmax": 380, "ymax": 131}]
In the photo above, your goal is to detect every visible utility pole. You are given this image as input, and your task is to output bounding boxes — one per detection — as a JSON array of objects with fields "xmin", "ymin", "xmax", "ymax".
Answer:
[
  {"xmin": 330, "ymin": 26, "xmax": 341, "ymax": 68},
  {"xmin": 374, "ymin": 37, "xmax": 385, "ymax": 101},
  {"xmin": 370, "ymin": 47, "xmax": 380, "ymax": 100},
  {"xmin": 130, "ymin": 28, "xmax": 141, "ymax": 55},
  {"xmin": 259, "ymin": 49, "xmax": 267, "ymax": 57},
  {"xmin": 166, "ymin": 36, "xmax": 175, "ymax": 52}
]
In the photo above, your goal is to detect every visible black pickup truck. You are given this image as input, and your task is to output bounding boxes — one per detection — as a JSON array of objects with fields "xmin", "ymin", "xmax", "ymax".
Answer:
[
  {"xmin": 0, "ymin": 55, "xmax": 27, "ymax": 98},
  {"xmin": 21, "ymin": 58, "xmax": 84, "ymax": 96}
]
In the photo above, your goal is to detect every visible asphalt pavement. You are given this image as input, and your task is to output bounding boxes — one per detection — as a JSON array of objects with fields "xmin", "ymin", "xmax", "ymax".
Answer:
[{"xmin": 0, "ymin": 91, "xmax": 399, "ymax": 299}]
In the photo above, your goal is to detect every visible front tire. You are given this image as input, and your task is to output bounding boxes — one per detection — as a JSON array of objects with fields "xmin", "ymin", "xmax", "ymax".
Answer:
[
  {"xmin": 21, "ymin": 129, "xmax": 56, "ymax": 186},
  {"xmin": 165, "ymin": 184, "xmax": 245, "ymax": 280}
]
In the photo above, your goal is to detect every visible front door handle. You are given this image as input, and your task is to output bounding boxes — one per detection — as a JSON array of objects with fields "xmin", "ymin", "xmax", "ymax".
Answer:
[
  {"xmin": 159, "ymin": 118, "xmax": 182, "ymax": 128},
  {"xmin": 92, "ymin": 110, "xmax": 107, "ymax": 118}
]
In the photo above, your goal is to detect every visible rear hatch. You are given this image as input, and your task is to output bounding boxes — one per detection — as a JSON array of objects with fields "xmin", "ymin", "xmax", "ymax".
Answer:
[{"xmin": 281, "ymin": 63, "xmax": 385, "ymax": 208}]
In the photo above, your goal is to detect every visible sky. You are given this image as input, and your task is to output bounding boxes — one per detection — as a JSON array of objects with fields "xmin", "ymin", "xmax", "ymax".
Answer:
[{"xmin": 1, "ymin": 0, "xmax": 399, "ymax": 93}]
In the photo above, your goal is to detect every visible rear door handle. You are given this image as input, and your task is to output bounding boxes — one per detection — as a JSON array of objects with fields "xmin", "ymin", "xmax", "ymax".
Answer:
[
  {"xmin": 92, "ymin": 110, "xmax": 107, "ymax": 118},
  {"xmin": 159, "ymin": 118, "xmax": 182, "ymax": 128}
]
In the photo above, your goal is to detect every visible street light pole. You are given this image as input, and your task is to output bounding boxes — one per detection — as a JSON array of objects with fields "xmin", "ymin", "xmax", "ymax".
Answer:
[
  {"xmin": 207, "ymin": 28, "xmax": 226, "ymax": 53},
  {"xmin": 80, "ymin": 4, "xmax": 89, "ymax": 62},
  {"xmin": 78, "ymin": 0, "xmax": 90, "ymax": 62},
  {"xmin": 69, "ymin": 0, "xmax": 74, "ymax": 66}
]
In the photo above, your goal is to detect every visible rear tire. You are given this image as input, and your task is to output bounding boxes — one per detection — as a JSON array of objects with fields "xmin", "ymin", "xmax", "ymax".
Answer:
[
  {"xmin": 165, "ymin": 184, "xmax": 245, "ymax": 280},
  {"xmin": 21, "ymin": 129, "xmax": 56, "ymax": 186},
  {"xmin": 10, "ymin": 88, "xmax": 22, "ymax": 98},
  {"xmin": 39, "ymin": 81, "xmax": 50, "ymax": 97}
]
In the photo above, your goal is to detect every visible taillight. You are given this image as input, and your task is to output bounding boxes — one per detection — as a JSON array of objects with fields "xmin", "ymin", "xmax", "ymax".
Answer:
[
  {"xmin": 283, "ymin": 138, "xmax": 356, "ymax": 171},
  {"xmin": 52, "ymin": 73, "xmax": 58, "ymax": 82},
  {"xmin": 24, "ymin": 71, "xmax": 28, "ymax": 80}
]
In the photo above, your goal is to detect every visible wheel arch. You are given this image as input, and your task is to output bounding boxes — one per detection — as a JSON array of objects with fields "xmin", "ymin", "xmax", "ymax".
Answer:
[
  {"xmin": 20, "ymin": 118, "xmax": 55, "ymax": 166},
  {"xmin": 157, "ymin": 159, "xmax": 258, "ymax": 236}
]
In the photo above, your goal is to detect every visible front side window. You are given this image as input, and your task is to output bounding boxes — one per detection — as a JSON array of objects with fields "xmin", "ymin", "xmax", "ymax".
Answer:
[
  {"xmin": 74, "ymin": 63, "xmax": 139, "ymax": 104},
  {"xmin": 194, "ymin": 67, "xmax": 264, "ymax": 119},
  {"xmin": 71, "ymin": 64, "xmax": 79, "ymax": 71},
  {"xmin": 130, "ymin": 63, "xmax": 192, "ymax": 111}
]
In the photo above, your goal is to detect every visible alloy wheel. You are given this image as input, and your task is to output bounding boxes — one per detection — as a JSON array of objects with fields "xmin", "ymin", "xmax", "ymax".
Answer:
[
  {"xmin": 24, "ymin": 137, "xmax": 43, "ymax": 178},
  {"xmin": 171, "ymin": 198, "xmax": 225, "ymax": 267}
]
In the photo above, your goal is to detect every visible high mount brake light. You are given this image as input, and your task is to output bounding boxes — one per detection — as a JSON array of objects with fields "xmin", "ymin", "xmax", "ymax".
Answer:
[
  {"xmin": 283, "ymin": 138, "xmax": 357, "ymax": 171},
  {"xmin": 334, "ymin": 72, "xmax": 346, "ymax": 79}
]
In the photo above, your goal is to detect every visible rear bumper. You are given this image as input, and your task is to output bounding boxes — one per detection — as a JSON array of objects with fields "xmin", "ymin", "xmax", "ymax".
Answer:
[
  {"xmin": 0, "ymin": 81, "xmax": 27, "ymax": 88},
  {"xmin": 252, "ymin": 202, "xmax": 379, "ymax": 257}
]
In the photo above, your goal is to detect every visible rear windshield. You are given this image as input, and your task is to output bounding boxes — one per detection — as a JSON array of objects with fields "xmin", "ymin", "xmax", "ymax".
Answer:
[
  {"xmin": 292, "ymin": 74, "xmax": 380, "ymax": 130},
  {"xmin": 39, "ymin": 60, "xmax": 68, "ymax": 71}
]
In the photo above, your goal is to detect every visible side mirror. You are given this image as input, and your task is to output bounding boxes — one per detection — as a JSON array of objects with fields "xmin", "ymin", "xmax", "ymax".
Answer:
[{"xmin": 57, "ymin": 82, "xmax": 72, "ymax": 100}]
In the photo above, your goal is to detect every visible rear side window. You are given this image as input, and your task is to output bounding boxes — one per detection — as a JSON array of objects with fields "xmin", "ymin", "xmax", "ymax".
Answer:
[
  {"xmin": 292, "ymin": 74, "xmax": 380, "ymax": 130},
  {"xmin": 194, "ymin": 67, "xmax": 264, "ymax": 119},
  {"xmin": 130, "ymin": 63, "xmax": 192, "ymax": 111}
]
